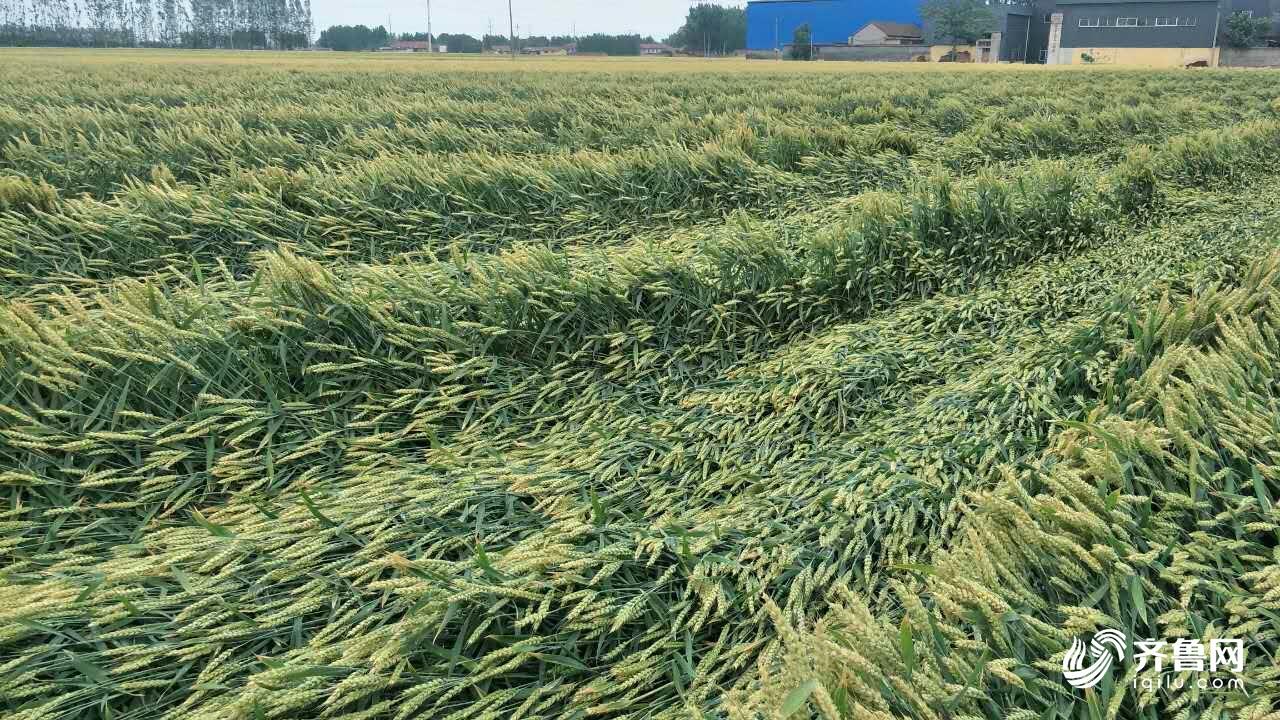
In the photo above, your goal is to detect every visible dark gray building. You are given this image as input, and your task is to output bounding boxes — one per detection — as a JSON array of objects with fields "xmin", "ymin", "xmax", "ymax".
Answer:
[
  {"xmin": 1028, "ymin": 1, "xmax": 1059, "ymax": 61},
  {"xmin": 922, "ymin": 0, "xmax": 1043, "ymax": 61},
  {"xmin": 1044, "ymin": 0, "xmax": 1278, "ymax": 63},
  {"xmin": 994, "ymin": 4, "xmax": 1035, "ymax": 60},
  {"xmin": 1055, "ymin": 0, "xmax": 1221, "ymax": 49},
  {"xmin": 917, "ymin": 0, "xmax": 1273, "ymax": 64}
]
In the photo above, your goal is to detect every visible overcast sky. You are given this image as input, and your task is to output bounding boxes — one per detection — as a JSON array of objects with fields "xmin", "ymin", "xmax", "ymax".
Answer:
[{"xmin": 312, "ymin": 1, "xmax": 742, "ymax": 41}]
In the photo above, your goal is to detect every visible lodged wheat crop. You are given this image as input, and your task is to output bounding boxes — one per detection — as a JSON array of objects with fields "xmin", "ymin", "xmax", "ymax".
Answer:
[{"xmin": 2, "ymin": 50, "xmax": 1280, "ymax": 720}]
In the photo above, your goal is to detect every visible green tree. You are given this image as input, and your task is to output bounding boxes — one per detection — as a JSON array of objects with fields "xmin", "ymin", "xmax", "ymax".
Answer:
[
  {"xmin": 789, "ymin": 22, "xmax": 811, "ymax": 60},
  {"xmin": 1224, "ymin": 10, "xmax": 1270, "ymax": 48},
  {"xmin": 921, "ymin": 0, "xmax": 995, "ymax": 55},
  {"xmin": 575, "ymin": 33, "xmax": 641, "ymax": 56},
  {"xmin": 437, "ymin": 32, "xmax": 481, "ymax": 53},
  {"xmin": 665, "ymin": 3, "xmax": 745, "ymax": 55},
  {"xmin": 316, "ymin": 23, "xmax": 387, "ymax": 51},
  {"xmin": 0, "ymin": 0, "xmax": 312, "ymax": 48}
]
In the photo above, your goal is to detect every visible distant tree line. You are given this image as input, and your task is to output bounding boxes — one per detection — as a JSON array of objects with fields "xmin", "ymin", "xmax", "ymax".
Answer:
[
  {"xmin": 474, "ymin": 33, "xmax": 585, "ymax": 52},
  {"xmin": 0, "ymin": 0, "xmax": 313, "ymax": 48},
  {"xmin": 0, "ymin": 0, "xmax": 755, "ymax": 55},
  {"xmin": 313, "ymin": 28, "xmax": 658, "ymax": 55},
  {"xmin": 326, "ymin": 4, "xmax": 748, "ymax": 57},
  {"xmin": 514, "ymin": 34, "xmax": 576, "ymax": 49},
  {"xmin": 315, "ymin": 24, "xmax": 385, "ymax": 51},
  {"xmin": 664, "ymin": 4, "xmax": 745, "ymax": 55},
  {"xmin": 318, "ymin": 28, "xmax": 493, "ymax": 54},
  {"xmin": 575, "ymin": 33, "xmax": 644, "ymax": 55},
  {"xmin": 396, "ymin": 32, "xmax": 483, "ymax": 54}
]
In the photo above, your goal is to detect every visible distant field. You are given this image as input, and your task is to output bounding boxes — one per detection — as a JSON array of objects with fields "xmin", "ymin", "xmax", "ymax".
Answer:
[{"xmin": 3, "ymin": 50, "xmax": 1280, "ymax": 720}]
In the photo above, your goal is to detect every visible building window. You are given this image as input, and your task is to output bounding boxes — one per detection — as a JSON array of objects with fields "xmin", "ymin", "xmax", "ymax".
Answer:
[
  {"xmin": 1116, "ymin": 17, "xmax": 1138, "ymax": 27},
  {"xmin": 1154, "ymin": 17, "xmax": 1199, "ymax": 27},
  {"xmin": 1079, "ymin": 17, "xmax": 1100, "ymax": 28}
]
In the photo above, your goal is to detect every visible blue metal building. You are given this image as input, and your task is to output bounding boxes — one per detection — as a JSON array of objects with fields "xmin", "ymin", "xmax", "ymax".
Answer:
[{"xmin": 746, "ymin": 0, "xmax": 924, "ymax": 51}]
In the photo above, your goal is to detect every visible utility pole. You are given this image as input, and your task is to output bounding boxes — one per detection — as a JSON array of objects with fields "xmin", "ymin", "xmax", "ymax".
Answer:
[
  {"xmin": 426, "ymin": 0, "xmax": 432, "ymax": 52},
  {"xmin": 508, "ymin": 0, "xmax": 516, "ymax": 59}
]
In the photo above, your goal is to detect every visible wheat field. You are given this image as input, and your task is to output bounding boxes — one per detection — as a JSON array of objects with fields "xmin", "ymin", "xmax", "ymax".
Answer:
[{"xmin": 3, "ymin": 50, "xmax": 1280, "ymax": 720}]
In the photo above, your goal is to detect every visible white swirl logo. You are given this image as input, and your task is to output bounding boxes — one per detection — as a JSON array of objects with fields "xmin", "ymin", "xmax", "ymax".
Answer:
[{"xmin": 1062, "ymin": 629, "xmax": 1126, "ymax": 689}]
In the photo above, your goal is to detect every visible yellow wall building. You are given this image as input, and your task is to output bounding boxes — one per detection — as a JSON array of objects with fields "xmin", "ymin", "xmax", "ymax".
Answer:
[
  {"xmin": 1045, "ymin": 7, "xmax": 1223, "ymax": 68},
  {"xmin": 1054, "ymin": 46, "xmax": 1219, "ymax": 67}
]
